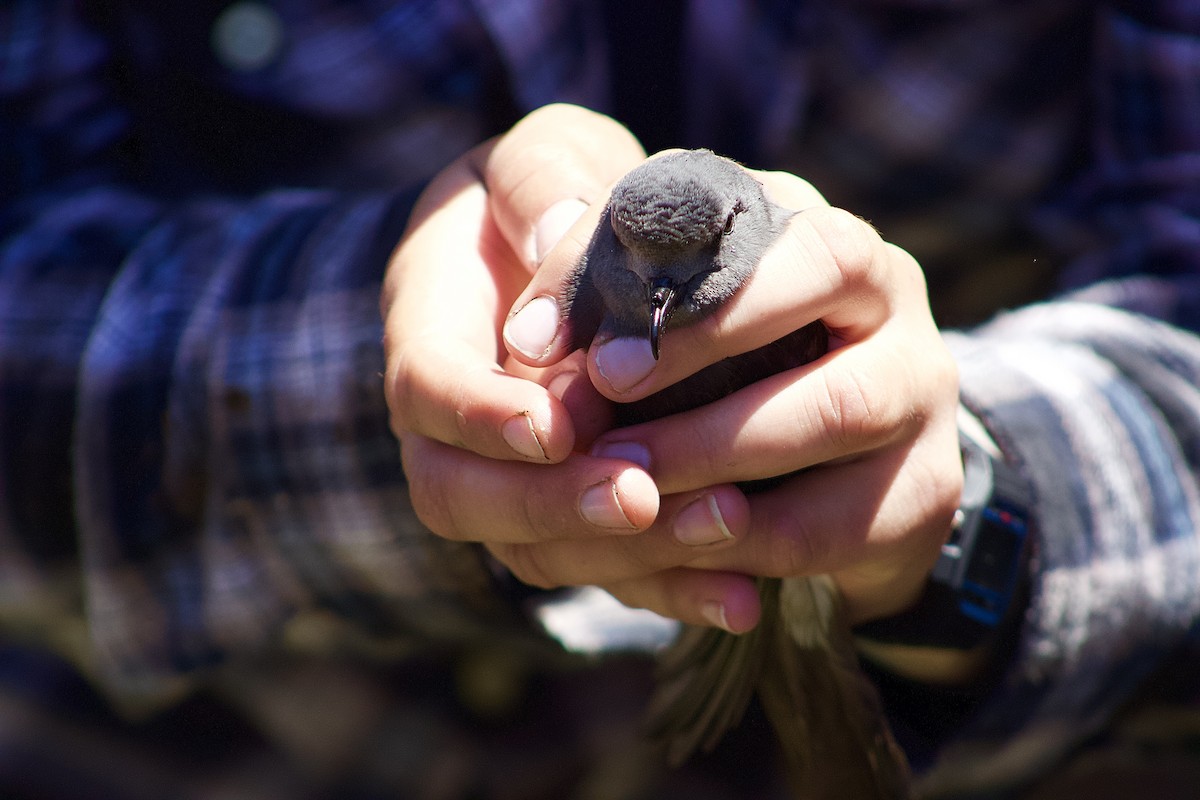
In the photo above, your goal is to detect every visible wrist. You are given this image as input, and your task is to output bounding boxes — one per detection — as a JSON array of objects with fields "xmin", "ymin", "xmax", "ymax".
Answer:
[{"xmin": 854, "ymin": 403, "xmax": 1034, "ymax": 683}]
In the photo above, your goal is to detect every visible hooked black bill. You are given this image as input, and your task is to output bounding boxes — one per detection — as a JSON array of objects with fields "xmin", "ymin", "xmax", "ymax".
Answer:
[{"xmin": 647, "ymin": 276, "xmax": 679, "ymax": 360}]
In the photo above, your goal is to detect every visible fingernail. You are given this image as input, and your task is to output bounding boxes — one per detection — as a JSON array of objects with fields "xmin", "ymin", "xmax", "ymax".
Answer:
[
  {"xmin": 501, "ymin": 413, "xmax": 548, "ymax": 461},
  {"xmin": 505, "ymin": 296, "xmax": 560, "ymax": 360},
  {"xmin": 529, "ymin": 198, "xmax": 588, "ymax": 265},
  {"xmin": 590, "ymin": 440, "xmax": 651, "ymax": 472},
  {"xmin": 701, "ymin": 601, "xmax": 733, "ymax": 632},
  {"xmin": 546, "ymin": 371, "xmax": 576, "ymax": 402},
  {"xmin": 595, "ymin": 337, "xmax": 656, "ymax": 393},
  {"xmin": 673, "ymin": 494, "xmax": 735, "ymax": 547},
  {"xmin": 580, "ymin": 477, "xmax": 635, "ymax": 530}
]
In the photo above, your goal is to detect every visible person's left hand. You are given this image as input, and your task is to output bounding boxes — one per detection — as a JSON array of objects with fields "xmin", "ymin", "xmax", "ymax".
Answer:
[{"xmin": 385, "ymin": 106, "xmax": 777, "ymax": 631}]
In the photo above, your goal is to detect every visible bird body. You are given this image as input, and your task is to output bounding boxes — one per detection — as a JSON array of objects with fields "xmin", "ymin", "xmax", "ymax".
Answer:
[{"xmin": 564, "ymin": 150, "xmax": 910, "ymax": 798}]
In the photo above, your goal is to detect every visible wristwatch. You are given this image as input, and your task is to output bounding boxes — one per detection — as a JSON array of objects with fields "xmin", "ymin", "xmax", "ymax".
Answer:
[{"xmin": 855, "ymin": 406, "xmax": 1035, "ymax": 650}]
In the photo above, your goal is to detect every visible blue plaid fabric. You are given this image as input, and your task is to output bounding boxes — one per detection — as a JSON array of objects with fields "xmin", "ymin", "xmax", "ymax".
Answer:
[{"xmin": 2, "ymin": 0, "xmax": 1200, "ymax": 797}]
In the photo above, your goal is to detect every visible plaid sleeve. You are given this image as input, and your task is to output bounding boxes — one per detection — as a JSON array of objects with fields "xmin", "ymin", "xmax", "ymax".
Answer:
[
  {"xmin": 921, "ymin": 299, "xmax": 1200, "ymax": 796},
  {"xmin": 0, "ymin": 1, "xmax": 545, "ymax": 704},
  {"xmin": 3, "ymin": 183, "xmax": 541, "ymax": 703},
  {"xmin": 916, "ymin": 6, "xmax": 1200, "ymax": 790},
  {"xmin": 1041, "ymin": 1, "xmax": 1200, "ymax": 330},
  {"xmin": 87, "ymin": 188, "xmax": 538, "ymax": 696}
]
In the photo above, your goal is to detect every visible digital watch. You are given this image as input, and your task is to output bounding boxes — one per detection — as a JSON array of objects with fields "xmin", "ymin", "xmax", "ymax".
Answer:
[{"xmin": 855, "ymin": 407, "xmax": 1035, "ymax": 650}]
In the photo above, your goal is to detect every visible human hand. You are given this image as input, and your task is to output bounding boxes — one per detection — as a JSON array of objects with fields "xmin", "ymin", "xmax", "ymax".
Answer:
[
  {"xmin": 385, "ymin": 107, "xmax": 794, "ymax": 631},
  {"xmin": 383, "ymin": 103, "xmax": 642, "ymax": 464},
  {"xmin": 384, "ymin": 104, "xmax": 703, "ymax": 612},
  {"xmin": 501, "ymin": 156, "xmax": 964, "ymax": 630}
]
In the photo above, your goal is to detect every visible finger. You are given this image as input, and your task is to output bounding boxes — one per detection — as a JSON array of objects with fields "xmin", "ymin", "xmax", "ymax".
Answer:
[
  {"xmin": 384, "ymin": 107, "xmax": 644, "ymax": 463},
  {"xmin": 487, "ymin": 485, "xmax": 750, "ymax": 589},
  {"xmin": 501, "ymin": 184, "xmax": 612, "ymax": 365},
  {"xmin": 484, "ymin": 103, "xmax": 645, "ymax": 271},
  {"xmin": 501, "ymin": 150, "xmax": 733, "ymax": 370},
  {"xmin": 584, "ymin": 205, "xmax": 905, "ymax": 402},
  {"xmin": 501, "ymin": 161, "xmax": 832, "ymax": 373},
  {"xmin": 400, "ymin": 431, "xmax": 660, "ymax": 544},
  {"xmin": 501, "ymin": 350, "xmax": 615, "ymax": 451},
  {"xmin": 755, "ymin": 167, "xmax": 831, "ymax": 212},
  {"xmin": 603, "ymin": 569, "xmax": 763, "ymax": 633},
  {"xmin": 383, "ymin": 159, "xmax": 578, "ymax": 462},
  {"xmin": 590, "ymin": 301, "xmax": 958, "ymax": 495},
  {"xmin": 688, "ymin": 425, "xmax": 963, "ymax": 624}
]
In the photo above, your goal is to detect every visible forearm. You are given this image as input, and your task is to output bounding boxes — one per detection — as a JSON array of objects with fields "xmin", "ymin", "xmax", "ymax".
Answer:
[
  {"xmin": 915, "ymin": 294, "xmax": 1200, "ymax": 793},
  {"xmin": 1, "ymin": 183, "xmax": 540, "ymax": 703}
]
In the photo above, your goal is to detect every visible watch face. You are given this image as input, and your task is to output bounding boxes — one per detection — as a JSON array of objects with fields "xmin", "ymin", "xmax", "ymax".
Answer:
[{"xmin": 959, "ymin": 503, "xmax": 1028, "ymax": 627}]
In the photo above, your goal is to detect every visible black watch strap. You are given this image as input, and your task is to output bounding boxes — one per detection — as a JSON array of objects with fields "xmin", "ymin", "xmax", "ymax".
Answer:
[{"xmin": 855, "ymin": 409, "xmax": 1034, "ymax": 650}]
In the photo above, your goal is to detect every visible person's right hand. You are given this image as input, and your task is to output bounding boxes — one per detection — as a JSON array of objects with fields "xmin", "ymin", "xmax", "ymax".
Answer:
[
  {"xmin": 384, "ymin": 103, "xmax": 645, "ymax": 465},
  {"xmin": 500, "ymin": 157, "xmax": 963, "ymax": 633}
]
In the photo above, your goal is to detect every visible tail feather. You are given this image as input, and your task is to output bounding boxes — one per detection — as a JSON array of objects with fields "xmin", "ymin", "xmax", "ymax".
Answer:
[
  {"xmin": 647, "ymin": 576, "xmax": 911, "ymax": 798},
  {"xmin": 646, "ymin": 578, "xmax": 777, "ymax": 763},
  {"xmin": 764, "ymin": 576, "xmax": 912, "ymax": 798}
]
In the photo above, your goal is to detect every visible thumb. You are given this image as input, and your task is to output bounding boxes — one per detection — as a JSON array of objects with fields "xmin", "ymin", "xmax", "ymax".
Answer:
[
  {"xmin": 484, "ymin": 105, "xmax": 644, "ymax": 368},
  {"xmin": 484, "ymin": 103, "xmax": 643, "ymax": 270}
]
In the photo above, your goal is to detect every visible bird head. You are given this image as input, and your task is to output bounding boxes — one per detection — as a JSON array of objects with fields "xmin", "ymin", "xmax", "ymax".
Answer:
[{"xmin": 594, "ymin": 150, "xmax": 782, "ymax": 359}]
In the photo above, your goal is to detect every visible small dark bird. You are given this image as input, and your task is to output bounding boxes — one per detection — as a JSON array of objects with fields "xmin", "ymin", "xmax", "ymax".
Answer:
[{"xmin": 563, "ymin": 150, "xmax": 911, "ymax": 799}]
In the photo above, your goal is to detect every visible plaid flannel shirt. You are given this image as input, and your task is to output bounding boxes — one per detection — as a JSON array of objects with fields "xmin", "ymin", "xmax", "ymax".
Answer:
[{"xmin": 2, "ymin": 0, "xmax": 1200, "ymax": 797}]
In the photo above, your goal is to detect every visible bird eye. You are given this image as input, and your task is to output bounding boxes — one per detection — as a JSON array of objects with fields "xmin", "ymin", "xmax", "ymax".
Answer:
[
  {"xmin": 722, "ymin": 211, "xmax": 736, "ymax": 235},
  {"xmin": 722, "ymin": 201, "xmax": 746, "ymax": 236}
]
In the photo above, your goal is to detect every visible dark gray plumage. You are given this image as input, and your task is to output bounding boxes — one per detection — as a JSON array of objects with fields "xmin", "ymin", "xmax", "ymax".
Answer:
[
  {"xmin": 586, "ymin": 149, "xmax": 784, "ymax": 357},
  {"xmin": 563, "ymin": 150, "xmax": 910, "ymax": 799}
]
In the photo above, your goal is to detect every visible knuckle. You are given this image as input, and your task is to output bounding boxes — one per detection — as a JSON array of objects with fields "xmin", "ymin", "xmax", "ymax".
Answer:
[
  {"xmin": 807, "ymin": 206, "xmax": 884, "ymax": 296},
  {"xmin": 386, "ymin": 336, "xmax": 457, "ymax": 441},
  {"xmin": 613, "ymin": 534, "xmax": 672, "ymax": 579},
  {"xmin": 516, "ymin": 479, "xmax": 575, "ymax": 542},
  {"xmin": 678, "ymin": 416, "xmax": 732, "ymax": 483},
  {"xmin": 895, "ymin": 337, "xmax": 960, "ymax": 435},
  {"xmin": 391, "ymin": 338, "xmax": 482, "ymax": 449},
  {"xmin": 764, "ymin": 170, "xmax": 827, "ymax": 210},
  {"xmin": 933, "ymin": 346, "xmax": 961, "ymax": 400},
  {"xmin": 935, "ymin": 470, "xmax": 965, "ymax": 530},
  {"xmin": 522, "ymin": 103, "xmax": 608, "ymax": 138},
  {"xmin": 384, "ymin": 348, "xmax": 417, "ymax": 436},
  {"xmin": 885, "ymin": 242, "xmax": 928, "ymax": 296},
  {"xmin": 764, "ymin": 511, "xmax": 827, "ymax": 579},
  {"xmin": 812, "ymin": 364, "xmax": 892, "ymax": 452},
  {"xmin": 399, "ymin": 435, "xmax": 470, "ymax": 542},
  {"xmin": 509, "ymin": 140, "xmax": 580, "ymax": 185},
  {"xmin": 404, "ymin": 471, "xmax": 458, "ymax": 542},
  {"xmin": 500, "ymin": 544, "xmax": 562, "ymax": 590},
  {"xmin": 927, "ymin": 436, "xmax": 968, "ymax": 530},
  {"xmin": 601, "ymin": 580, "xmax": 661, "ymax": 616}
]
